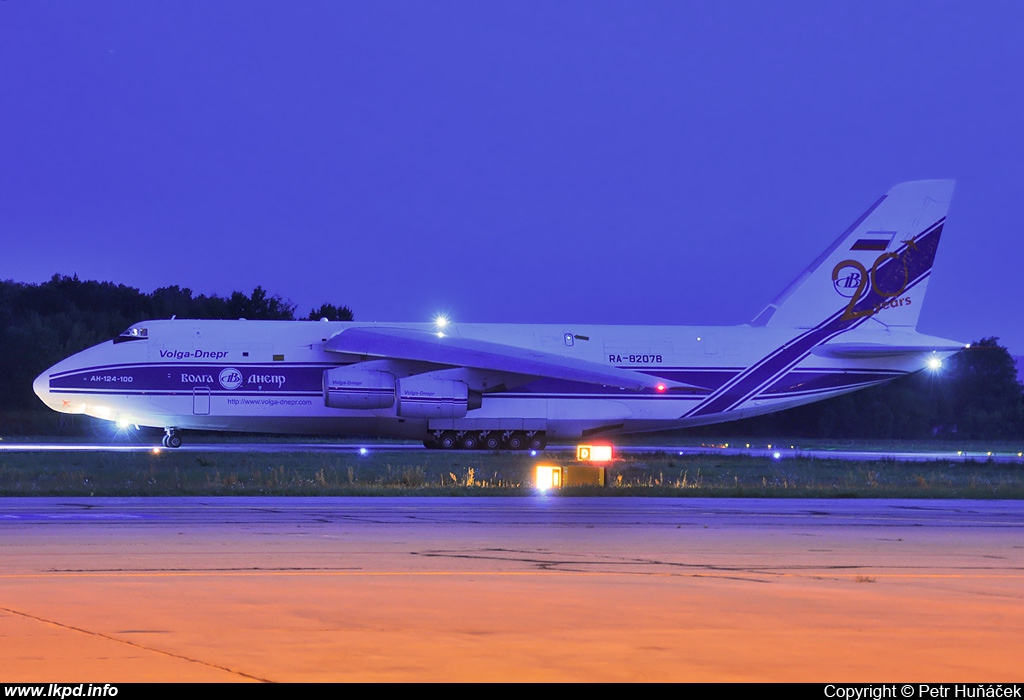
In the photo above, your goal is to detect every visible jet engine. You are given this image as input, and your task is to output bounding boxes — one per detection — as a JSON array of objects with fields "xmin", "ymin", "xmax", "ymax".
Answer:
[
  {"xmin": 323, "ymin": 367, "xmax": 396, "ymax": 409},
  {"xmin": 396, "ymin": 376, "xmax": 481, "ymax": 419},
  {"xmin": 324, "ymin": 368, "xmax": 481, "ymax": 417}
]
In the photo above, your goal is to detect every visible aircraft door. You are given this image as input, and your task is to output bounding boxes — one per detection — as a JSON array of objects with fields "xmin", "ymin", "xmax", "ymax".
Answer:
[{"xmin": 193, "ymin": 387, "xmax": 211, "ymax": 415}]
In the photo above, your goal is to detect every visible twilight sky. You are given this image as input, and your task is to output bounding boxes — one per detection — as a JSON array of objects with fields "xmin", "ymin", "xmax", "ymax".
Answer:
[{"xmin": 2, "ymin": 2, "xmax": 1022, "ymax": 354}]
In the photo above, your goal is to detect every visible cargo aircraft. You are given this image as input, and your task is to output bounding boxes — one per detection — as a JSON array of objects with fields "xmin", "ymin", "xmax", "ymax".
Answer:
[{"xmin": 34, "ymin": 180, "xmax": 965, "ymax": 450}]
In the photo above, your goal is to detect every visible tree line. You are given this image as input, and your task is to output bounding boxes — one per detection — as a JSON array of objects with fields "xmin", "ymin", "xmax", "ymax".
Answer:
[
  {"xmin": 0, "ymin": 275, "xmax": 352, "ymax": 431},
  {"xmin": 1, "ymin": 275, "xmax": 1021, "ymax": 440}
]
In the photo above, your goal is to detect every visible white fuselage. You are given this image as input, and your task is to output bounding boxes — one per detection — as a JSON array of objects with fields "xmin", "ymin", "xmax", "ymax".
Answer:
[{"xmin": 33, "ymin": 318, "xmax": 953, "ymax": 441}]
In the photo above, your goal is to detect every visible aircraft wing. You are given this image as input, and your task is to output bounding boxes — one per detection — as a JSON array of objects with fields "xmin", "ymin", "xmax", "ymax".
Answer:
[{"xmin": 324, "ymin": 327, "xmax": 698, "ymax": 392}]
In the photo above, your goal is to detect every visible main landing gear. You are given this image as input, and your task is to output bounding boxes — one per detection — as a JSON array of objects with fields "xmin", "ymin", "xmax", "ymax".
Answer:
[
  {"xmin": 423, "ymin": 430, "xmax": 546, "ymax": 452},
  {"xmin": 161, "ymin": 429, "xmax": 182, "ymax": 449}
]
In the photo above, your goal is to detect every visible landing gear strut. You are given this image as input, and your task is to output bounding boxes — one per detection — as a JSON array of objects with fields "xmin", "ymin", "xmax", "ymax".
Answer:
[
  {"xmin": 423, "ymin": 430, "xmax": 546, "ymax": 451},
  {"xmin": 161, "ymin": 429, "xmax": 182, "ymax": 449}
]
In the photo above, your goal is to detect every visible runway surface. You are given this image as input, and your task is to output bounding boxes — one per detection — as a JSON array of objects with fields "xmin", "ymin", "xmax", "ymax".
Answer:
[
  {"xmin": 2, "ymin": 497, "xmax": 1023, "ymax": 682},
  {"xmin": 3, "ymin": 439, "xmax": 1024, "ymax": 464}
]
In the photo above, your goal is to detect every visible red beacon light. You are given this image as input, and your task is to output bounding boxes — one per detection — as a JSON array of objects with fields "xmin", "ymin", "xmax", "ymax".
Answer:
[{"xmin": 655, "ymin": 383, "xmax": 667, "ymax": 393}]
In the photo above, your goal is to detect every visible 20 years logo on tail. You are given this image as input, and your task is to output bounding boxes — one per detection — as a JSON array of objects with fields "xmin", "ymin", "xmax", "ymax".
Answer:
[{"xmin": 832, "ymin": 240, "xmax": 917, "ymax": 321}]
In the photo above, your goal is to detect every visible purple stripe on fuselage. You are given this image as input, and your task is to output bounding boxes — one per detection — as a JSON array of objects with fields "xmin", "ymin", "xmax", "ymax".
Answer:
[
  {"xmin": 48, "ymin": 361, "xmax": 337, "ymax": 380},
  {"xmin": 49, "ymin": 364, "xmax": 330, "ymax": 394}
]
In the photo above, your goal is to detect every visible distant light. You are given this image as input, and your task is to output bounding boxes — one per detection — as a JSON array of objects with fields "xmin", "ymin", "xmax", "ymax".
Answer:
[
  {"xmin": 773, "ymin": 451, "xmax": 781, "ymax": 460},
  {"xmin": 530, "ymin": 450, "xmax": 538, "ymax": 457},
  {"xmin": 434, "ymin": 315, "xmax": 449, "ymax": 329},
  {"xmin": 436, "ymin": 332, "xmax": 445, "ymax": 338},
  {"xmin": 152, "ymin": 447, "xmax": 161, "ymax": 455},
  {"xmin": 358, "ymin": 447, "xmax": 368, "ymax": 456},
  {"xmin": 927, "ymin": 356, "xmax": 943, "ymax": 371}
]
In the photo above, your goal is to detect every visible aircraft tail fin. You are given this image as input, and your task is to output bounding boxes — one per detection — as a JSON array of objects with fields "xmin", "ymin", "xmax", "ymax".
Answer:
[{"xmin": 751, "ymin": 180, "xmax": 955, "ymax": 330}]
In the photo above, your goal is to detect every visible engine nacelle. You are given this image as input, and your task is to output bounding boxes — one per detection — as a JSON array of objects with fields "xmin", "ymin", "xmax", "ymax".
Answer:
[
  {"xmin": 323, "ymin": 367, "xmax": 396, "ymax": 409},
  {"xmin": 396, "ymin": 376, "xmax": 478, "ymax": 419}
]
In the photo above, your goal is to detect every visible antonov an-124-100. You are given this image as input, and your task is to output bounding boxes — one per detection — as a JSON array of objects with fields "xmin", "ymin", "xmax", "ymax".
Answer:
[{"xmin": 35, "ymin": 180, "xmax": 965, "ymax": 450}]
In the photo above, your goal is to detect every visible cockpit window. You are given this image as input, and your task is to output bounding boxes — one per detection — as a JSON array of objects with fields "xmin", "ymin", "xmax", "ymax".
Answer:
[{"xmin": 113, "ymin": 327, "xmax": 149, "ymax": 344}]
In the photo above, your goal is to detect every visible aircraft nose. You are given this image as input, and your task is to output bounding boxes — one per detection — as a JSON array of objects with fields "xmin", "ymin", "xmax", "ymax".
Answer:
[{"xmin": 33, "ymin": 367, "xmax": 55, "ymax": 408}]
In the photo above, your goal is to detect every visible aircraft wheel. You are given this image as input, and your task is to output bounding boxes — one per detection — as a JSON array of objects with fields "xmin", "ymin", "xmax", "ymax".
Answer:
[
  {"xmin": 506, "ymin": 432, "xmax": 527, "ymax": 451},
  {"xmin": 423, "ymin": 438, "xmax": 439, "ymax": 450},
  {"xmin": 438, "ymin": 432, "xmax": 459, "ymax": 450},
  {"xmin": 483, "ymin": 434, "xmax": 501, "ymax": 450},
  {"xmin": 167, "ymin": 434, "xmax": 182, "ymax": 449},
  {"xmin": 160, "ymin": 434, "xmax": 169, "ymax": 448},
  {"xmin": 461, "ymin": 433, "xmax": 479, "ymax": 450},
  {"xmin": 528, "ymin": 434, "xmax": 547, "ymax": 451}
]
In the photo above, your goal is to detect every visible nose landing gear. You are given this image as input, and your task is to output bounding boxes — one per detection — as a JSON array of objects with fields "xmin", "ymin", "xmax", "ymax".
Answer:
[{"xmin": 161, "ymin": 429, "xmax": 182, "ymax": 449}]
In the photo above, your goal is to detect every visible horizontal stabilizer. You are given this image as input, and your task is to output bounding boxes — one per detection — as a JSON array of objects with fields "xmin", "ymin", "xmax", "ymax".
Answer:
[
  {"xmin": 325, "ymin": 327, "xmax": 700, "ymax": 392},
  {"xmin": 811, "ymin": 342, "xmax": 967, "ymax": 359}
]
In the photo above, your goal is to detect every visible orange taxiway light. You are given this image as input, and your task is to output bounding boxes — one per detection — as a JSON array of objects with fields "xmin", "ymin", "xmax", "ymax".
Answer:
[
  {"xmin": 576, "ymin": 444, "xmax": 613, "ymax": 463},
  {"xmin": 535, "ymin": 464, "xmax": 563, "ymax": 491}
]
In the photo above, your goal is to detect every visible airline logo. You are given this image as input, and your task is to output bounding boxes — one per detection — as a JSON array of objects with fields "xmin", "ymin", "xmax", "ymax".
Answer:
[
  {"xmin": 833, "ymin": 269, "xmax": 863, "ymax": 298},
  {"xmin": 219, "ymin": 368, "xmax": 244, "ymax": 390}
]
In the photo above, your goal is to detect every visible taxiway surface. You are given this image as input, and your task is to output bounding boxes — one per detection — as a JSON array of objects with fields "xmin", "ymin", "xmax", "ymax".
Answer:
[
  {"xmin": 2, "ymin": 497, "xmax": 1023, "ymax": 682},
  {"xmin": 3, "ymin": 440, "xmax": 1023, "ymax": 464}
]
